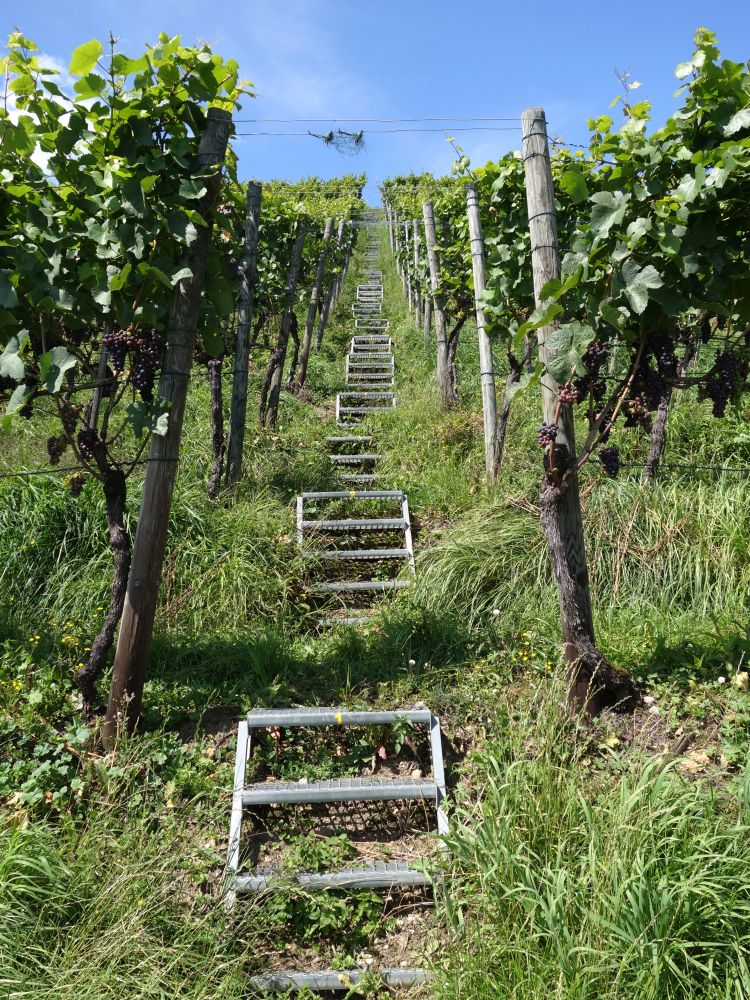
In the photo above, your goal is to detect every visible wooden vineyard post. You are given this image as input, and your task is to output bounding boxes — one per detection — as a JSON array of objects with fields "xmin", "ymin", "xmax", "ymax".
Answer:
[
  {"xmin": 103, "ymin": 108, "xmax": 232, "ymax": 745},
  {"xmin": 422, "ymin": 200, "xmax": 451, "ymax": 407},
  {"xmin": 315, "ymin": 219, "xmax": 346, "ymax": 350},
  {"xmin": 423, "ymin": 293, "xmax": 432, "ymax": 348},
  {"xmin": 412, "ymin": 218, "xmax": 422, "ymax": 328},
  {"xmin": 295, "ymin": 216, "xmax": 333, "ymax": 392},
  {"xmin": 466, "ymin": 183, "xmax": 499, "ymax": 483},
  {"xmin": 226, "ymin": 180, "xmax": 262, "ymax": 488},
  {"xmin": 522, "ymin": 107, "xmax": 635, "ymax": 713},
  {"xmin": 260, "ymin": 218, "xmax": 306, "ymax": 428},
  {"xmin": 393, "ymin": 214, "xmax": 403, "ymax": 282},
  {"xmin": 403, "ymin": 221, "xmax": 413, "ymax": 312}
]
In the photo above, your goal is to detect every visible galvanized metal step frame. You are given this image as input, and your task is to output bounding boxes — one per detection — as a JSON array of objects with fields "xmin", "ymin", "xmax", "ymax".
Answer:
[{"xmin": 227, "ymin": 705, "xmax": 449, "ymax": 987}]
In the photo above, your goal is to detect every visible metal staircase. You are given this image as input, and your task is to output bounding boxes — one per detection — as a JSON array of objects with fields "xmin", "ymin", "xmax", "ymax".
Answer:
[
  {"xmin": 226, "ymin": 216, "xmax": 443, "ymax": 991},
  {"xmin": 227, "ymin": 706, "xmax": 448, "ymax": 992}
]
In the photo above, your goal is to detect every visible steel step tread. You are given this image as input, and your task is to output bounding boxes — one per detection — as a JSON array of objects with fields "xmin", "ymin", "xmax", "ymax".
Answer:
[
  {"xmin": 242, "ymin": 774, "xmax": 437, "ymax": 805},
  {"xmin": 339, "ymin": 392, "xmax": 394, "ymax": 399},
  {"xmin": 245, "ymin": 706, "xmax": 431, "ymax": 727},
  {"xmin": 300, "ymin": 489, "xmax": 403, "ymax": 499},
  {"xmin": 302, "ymin": 548, "xmax": 409, "ymax": 560},
  {"xmin": 248, "ymin": 969, "xmax": 429, "ymax": 991},
  {"xmin": 338, "ymin": 474, "xmax": 381, "ymax": 483},
  {"xmin": 329, "ymin": 453, "xmax": 381, "ymax": 463},
  {"xmin": 235, "ymin": 860, "xmax": 430, "ymax": 893},
  {"xmin": 339, "ymin": 406, "xmax": 395, "ymax": 414},
  {"xmin": 326, "ymin": 435, "xmax": 373, "ymax": 443},
  {"xmin": 301, "ymin": 518, "xmax": 406, "ymax": 532},
  {"xmin": 311, "ymin": 579, "xmax": 411, "ymax": 593}
]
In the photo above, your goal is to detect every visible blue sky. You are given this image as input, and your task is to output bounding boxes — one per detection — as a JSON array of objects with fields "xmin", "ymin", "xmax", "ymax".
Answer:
[{"xmin": 5, "ymin": 1, "xmax": 750, "ymax": 203}]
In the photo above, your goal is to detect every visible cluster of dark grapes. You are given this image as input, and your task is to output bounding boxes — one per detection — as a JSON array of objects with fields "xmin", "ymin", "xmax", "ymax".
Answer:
[
  {"xmin": 60, "ymin": 400, "xmax": 82, "ymax": 435},
  {"xmin": 703, "ymin": 350, "xmax": 741, "ymax": 417},
  {"xmin": 624, "ymin": 393, "xmax": 653, "ymax": 432},
  {"xmin": 130, "ymin": 328, "xmax": 161, "ymax": 401},
  {"xmin": 47, "ymin": 434, "xmax": 68, "ymax": 465},
  {"xmin": 648, "ymin": 332, "xmax": 677, "ymax": 379},
  {"xmin": 538, "ymin": 422, "xmax": 558, "ymax": 447},
  {"xmin": 573, "ymin": 341, "xmax": 608, "ymax": 403},
  {"xmin": 102, "ymin": 328, "xmax": 134, "ymax": 375},
  {"xmin": 558, "ymin": 382, "xmax": 579, "ymax": 405},
  {"xmin": 599, "ymin": 446, "xmax": 621, "ymax": 478},
  {"xmin": 67, "ymin": 472, "xmax": 86, "ymax": 498},
  {"xmin": 102, "ymin": 327, "xmax": 162, "ymax": 400},
  {"xmin": 76, "ymin": 426, "xmax": 99, "ymax": 461}
]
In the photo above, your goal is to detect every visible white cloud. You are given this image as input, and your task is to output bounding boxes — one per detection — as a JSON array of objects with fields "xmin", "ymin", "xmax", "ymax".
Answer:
[{"xmin": 235, "ymin": 0, "xmax": 379, "ymax": 118}]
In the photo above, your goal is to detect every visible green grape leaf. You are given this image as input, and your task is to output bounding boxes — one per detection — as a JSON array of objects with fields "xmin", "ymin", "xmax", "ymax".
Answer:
[
  {"xmin": 559, "ymin": 168, "xmax": 589, "ymax": 204},
  {"xmin": 39, "ymin": 346, "xmax": 77, "ymax": 393},
  {"xmin": 0, "ymin": 336, "xmax": 25, "ymax": 381},
  {"xmin": 127, "ymin": 399, "xmax": 171, "ymax": 438},
  {"xmin": 545, "ymin": 321, "xmax": 597, "ymax": 382},
  {"xmin": 724, "ymin": 109, "xmax": 750, "ymax": 137},
  {"xmin": 69, "ymin": 39, "xmax": 104, "ymax": 77},
  {"xmin": 0, "ymin": 272, "xmax": 18, "ymax": 309},
  {"xmin": 621, "ymin": 260, "xmax": 663, "ymax": 315}
]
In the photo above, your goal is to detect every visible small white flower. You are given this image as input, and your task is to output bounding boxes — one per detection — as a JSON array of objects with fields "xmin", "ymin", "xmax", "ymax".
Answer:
[
  {"xmin": 717, "ymin": 676, "xmax": 727, "ymax": 685},
  {"xmin": 648, "ymin": 705, "xmax": 660, "ymax": 716},
  {"xmin": 408, "ymin": 659, "xmax": 416, "ymax": 666},
  {"xmin": 492, "ymin": 609, "xmax": 500, "ymax": 618},
  {"xmin": 643, "ymin": 695, "xmax": 656, "ymax": 705}
]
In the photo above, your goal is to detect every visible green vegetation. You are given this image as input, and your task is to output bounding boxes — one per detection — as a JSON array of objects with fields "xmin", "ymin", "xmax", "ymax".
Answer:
[
  {"xmin": 2, "ymin": 228, "xmax": 750, "ymax": 998},
  {"xmin": 2, "ymin": 25, "xmax": 750, "ymax": 1000}
]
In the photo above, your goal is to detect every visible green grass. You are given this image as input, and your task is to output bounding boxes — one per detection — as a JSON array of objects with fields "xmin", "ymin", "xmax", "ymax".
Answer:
[{"xmin": 1, "ymin": 226, "xmax": 750, "ymax": 998}]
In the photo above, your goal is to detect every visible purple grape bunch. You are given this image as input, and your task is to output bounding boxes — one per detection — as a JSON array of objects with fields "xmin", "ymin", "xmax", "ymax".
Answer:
[
  {"xmin": 538, "ymin": 422, "xmax": 558, "ymax": 447},
  {"xmin": 704, "ymin": 351, "xmax": 740, "ymax": 417},
  {"xmin": 599, "ymin": 446, "xmax": 621, "ymax": 479}
]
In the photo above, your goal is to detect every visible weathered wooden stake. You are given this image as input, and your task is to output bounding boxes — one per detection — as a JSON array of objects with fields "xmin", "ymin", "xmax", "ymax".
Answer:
[
  {"xmin": 422, "ymin": 200, "xmax": 451, "ymax": 407},
  {"xmin": 403, "ymin": 221, "xmax": 413, "ymax": 312},
  {"xmin": 315, "ymin": 219, "xmax": 346, "ymax": 350},
  {"xmin": 226, "ymin": 180, "xmax": 262, "ymax": 488},
  {"xmin": 423, "ymin": 294, "xmax": 432, "ymax": 348},
  {"xmin": 466, "ymin": 183, "xmax": 499, "ymax": 483},
  {"xmin": 412, "ymin": 218, "xmax": 422, "ymax": 328},
  {"xmin": 295, "ymin": 216, "xmax": 333, "ymax": 392},
  {"xmin": 260, "ymin": 218, "xmax": 306, "ymax": 428},
  {"xmin": 522, "ymin": 107, "xmax": 636, "ymax": 714},
  {"xmin": 103, "ymin": 108, "xmax": 232, "ymax": 746}
]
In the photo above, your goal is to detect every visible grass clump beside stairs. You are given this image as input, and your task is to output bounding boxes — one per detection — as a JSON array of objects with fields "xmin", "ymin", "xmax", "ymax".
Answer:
[
  {"xmin": 1, "ymin": 228, "xmax": 750, "ymax": 997},
  {"xmin": 439, "ymin": 684, "xmax": 750, "ymax": 1000}
]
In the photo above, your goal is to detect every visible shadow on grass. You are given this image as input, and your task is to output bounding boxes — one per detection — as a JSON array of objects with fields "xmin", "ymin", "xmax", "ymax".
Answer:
[
  {"xmin": 639, "ymin": 621, "xmax": 750, "ymax": 688},
  {"xmin": 143, "ymin": 607, "xmax": 484, "ymax": 732}
]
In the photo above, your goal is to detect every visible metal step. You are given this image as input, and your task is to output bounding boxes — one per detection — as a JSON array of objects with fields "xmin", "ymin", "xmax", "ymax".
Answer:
[
  {"xmin": 339, "ymin": 406, "xmax": 394, "ymax": 415},
  {"xmin": 300, "ymin": 519, "xmax": 407, "ymax": 531},
  {"xmin": 299, "ymin": 489, "xmax": 403, "ymax": 500},
  {"xmin": 326, "ymin": 435, "xmax": 373, "ymax": 444},
  {"xmin": 338, "ymin": 474, "xmax": 380, "ymax": 483},
  {"xmin": 248, "ymin": 969, "xmax": 429, "ymax": 992},
  {"xmin": 245, "ymin": 707, "xmax": 432, "ymax": 727},
  {"xmin": 242, "ymin": 775, "xmax": 435, "ymax": 806},
  {"xmin": 312, "ymin": 579, "xmax": 411, "ymax": 593},
  {"xmin": 339, "ymin": 392, "xmax": 394, "ymax": 400},
  {"xmin": 303, "ymin": 548, "xmax": 409, "ymax": 561},
  {"xmin": 329, "ymin": 454, "xmax": 380, "ymax": 463},
  {"xmin": 345, "ymin": 381, "xmax": 395, "ymax": 389},
  {"xmin": 236, "ymin": 860, "xmax": 430, "ymax": 893}
]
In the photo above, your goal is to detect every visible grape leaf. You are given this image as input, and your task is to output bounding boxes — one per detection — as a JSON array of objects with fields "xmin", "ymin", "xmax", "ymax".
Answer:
[{"xmin": 69, "ymin": 39, "xmax": 104, "ymax": 77}]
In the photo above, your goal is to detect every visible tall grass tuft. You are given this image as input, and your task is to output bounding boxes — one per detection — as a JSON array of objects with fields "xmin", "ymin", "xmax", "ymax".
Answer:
[{"xmin": 439, "ymin": 683, "xmax": 750, "ymax": 1000}]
